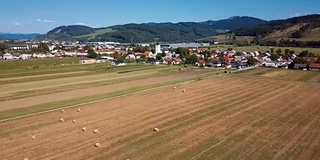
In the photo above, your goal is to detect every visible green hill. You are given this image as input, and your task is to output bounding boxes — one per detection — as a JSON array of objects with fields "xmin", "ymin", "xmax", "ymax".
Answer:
[
  {"xmin": 42, "ymin": 16, "xmax": 267, "ymax": 43},
  {"xmin": 228, "ymin": 14, "xmax": 320, "ymax": 47},
  {"xmin": 235, "ymin": 15, "xmax": 320, "ymax": 40}
]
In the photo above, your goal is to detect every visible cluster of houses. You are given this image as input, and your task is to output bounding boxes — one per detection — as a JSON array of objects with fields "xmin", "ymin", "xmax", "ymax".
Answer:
[{"xmin": 1, "ymin": 40, "xmax": 320, "ymax": 71}]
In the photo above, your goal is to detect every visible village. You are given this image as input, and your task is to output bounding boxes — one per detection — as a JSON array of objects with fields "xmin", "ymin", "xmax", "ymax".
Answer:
[{"xmin": 1, "ymin": 41, "xmax": 320, "ymax": 71}]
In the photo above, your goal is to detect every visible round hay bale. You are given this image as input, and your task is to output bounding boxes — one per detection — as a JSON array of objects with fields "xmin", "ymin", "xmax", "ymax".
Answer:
[
  {"xmin": 173, "ymin": 86, "xmax": 177, "ymax": 89},
  {"xmin": 72, "ymin": 119, "xmax": 76, "ymax": 123},
  {"xmin": 59, "ymin": 118, "xmax": 65, "ymax": 122},
  {"xmin": 93, "ymin": 129, "xmax": 99, "ymax": 134},
  {"xmin": 31, "ymin": 135, "xmax": 36, "ymax": 140},
  {"xmin": 60, "ymin": 109, "xmax": 65, "ymax": 113},
  {"xmin": 153, "ymin": 128, "xmax": 160, "ymax": 132},
  {"xmin": 82, "ymin": 127, "xmax": 87, "ymax": 131},
  {"xmin": 77, "ymin": 108, "xmax": 81, "ymax": 112},
  {"xmin": 182, "ymin": 89, "xmax": 186, "ymax": 92},
  {"xmin": 94, "ymin": 143, "xmax": 100, "ymax": 148}
]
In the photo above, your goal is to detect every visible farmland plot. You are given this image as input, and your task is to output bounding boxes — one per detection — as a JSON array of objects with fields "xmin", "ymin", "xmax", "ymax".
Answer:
[{"xmin": 0, "ymin": 76, "xmax": 319, "ymax": 160}]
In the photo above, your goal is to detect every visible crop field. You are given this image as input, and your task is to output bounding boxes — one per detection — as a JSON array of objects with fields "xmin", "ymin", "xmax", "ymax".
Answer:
[
  {"xmin": 239, "ymin": 68, "xmax": 320, "ymax": 82},
  {"xmin": 0, "ymin": 73, "xmax": 320, "ymax": 159},
  {"xmin": 0, "ymin": 57, "xmax": 193, "ymax": 102},
  {"xmin": 75, "ymin": 28, "xmax": 116, "ymax": 39},
  {"xmin": 0, "ymin": 57, "xmax": 165, "ymax": 78}
]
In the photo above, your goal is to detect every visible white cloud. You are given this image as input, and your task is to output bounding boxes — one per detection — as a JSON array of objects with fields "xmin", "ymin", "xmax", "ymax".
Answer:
[
  {"xmin": 76, "ymin": 22, "xmax": 87, "ymax": 25},
  {"xmin": 43, "ymin": 20, "xmax": 55, "ymax": 23},
  {"xmin": 291, "ymin": 13, "xmax": 303, "ymax": 17},
  {"xmin": 294, "ymin": 13, "xmax": 302, "ymax": 16},
  {"xmin": 36, "ymin": 19, "xmax": 55, "ymax": 23},
  {"xmin": 15, "ymin": 23, "xmax": 20, "ymax": 26}
]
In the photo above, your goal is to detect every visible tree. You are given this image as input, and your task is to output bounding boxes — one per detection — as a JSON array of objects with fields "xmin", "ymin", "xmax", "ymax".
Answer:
[
  {"xmin": 202, "ymin": 50, "xmax": 211, "ymax": 58},
  {"xmin": 270, "ymin": 48, "xmax": 274, "ymax": 54},
  {"xmin": 298, "ymin": 50, "xmax": 312, "ymax": 57},
  {"xmin": 161, "ymin": 51, "xmax": 166, "ymax": 57},
  {"xmin": 128, "ymin": 50, "xmax": 133, "ymax": 54},
  {"xmin": 293, "ymin": 58, "xmax": 307, "ymax": 64},
  {"xmin": 289, "ymin": 50, "xmax": 295, "ymax": 55},
  {"xmin": 316, "ymin": 56, "xmax": 320, "ymax": 63},
  {"xmin": 156, "ymin": 53, "xmax": 162, "ymax": 61},
  {"xmin": 176, "ymin": 47, "xmax": 188, "ymax": 54},
  {"xmin": 270, "ymin": 53, "xmax": 279, "ymax": 61},
  {"xmin": 125, "ymin": 59, "xmax": 136, "ymax": 63},
  {"xmin": 185, "ymin": 54, "xmax": 199, "ymax": 65},
  {"xmin": 284, "ymin": 49, "xmax": 290, "ymax": 56},
  {"xmin": 137, "ymin": 55, "xmax": 146, "ymax": 63},
  {"xmin": 276, "ymin": 48, "xmax": 282, "ymax": 54},
  {"xmin": 133, "ymin": 46, "xmax": 150, "ymax": 53},
  {"xmin": 247, "ymin": 57, "xmax": 257, "ymax": 66},
  {"xmin": 113, "ymin": 54, "xmax": 126, "ymax": 60},
  {"xmin": 0, "ymin": 43, "xmax": 9, "ymax": 53},
  {"xmin": 88, "ymin": 49, "xmax": 98, "ymax": 58},
  {"xmin": 219, "ymin": 56, "xmax": 225, "ymax": 64},
  {"xmin": 235, "ymin": 52, "xmax": 242, "ymax": 56},
  {"xmin": 31, "ymin": 43, "xmax": 50, "ymax": 53},
  {"xmin": 84, "ymin": 45, "xmax": 93, "ymax": 50}
]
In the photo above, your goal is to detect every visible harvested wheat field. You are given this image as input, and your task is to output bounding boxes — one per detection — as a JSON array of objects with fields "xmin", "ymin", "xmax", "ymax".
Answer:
[{"xmin": 0, "ymin": 76, "xmax": 320, "ymax": 160}]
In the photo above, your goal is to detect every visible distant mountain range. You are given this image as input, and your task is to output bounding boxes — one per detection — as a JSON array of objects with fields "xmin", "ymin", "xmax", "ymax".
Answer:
[
  {"xmin": 40, "ymin": 16, "xmax": 267, "ymax": 43},
  {"xmin": 234, "ymin": 14, "xmax": 320, "ymax": 42},
  {"xmin": 3, "ymin": 15, "xmax": 320, "ymax": 43},
  {"xmin": 0, "ymin": 33, "xmax": 42, "ymax": 40}
]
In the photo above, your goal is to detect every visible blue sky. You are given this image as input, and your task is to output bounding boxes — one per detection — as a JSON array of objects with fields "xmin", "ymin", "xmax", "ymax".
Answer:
[{"xmin": 1, "ymin": 0, "xmax": 319, "ymax": 33}]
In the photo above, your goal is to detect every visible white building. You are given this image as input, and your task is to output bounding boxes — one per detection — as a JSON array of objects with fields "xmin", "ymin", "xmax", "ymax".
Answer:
[
  {"xmin": 126, "ymin": 54, "xmax": 136, "ymax": 59},
  {"xmin": 49, "ymin": 45, "xmax": 56, "ymax": 51},
  {"xmin": 155, "ymin": 45, "xmax": 161, "ymax": 54},
  {"xmin": 3, "ymin": 53, "xmax": 13, "ymax": 60},
  {"xmin": 11, "ymin": 45, "xmax": 29, "ymax": 50},
  {"xmin": 20, "ymin": 54, "xmax": 32, "ymax": 60}
]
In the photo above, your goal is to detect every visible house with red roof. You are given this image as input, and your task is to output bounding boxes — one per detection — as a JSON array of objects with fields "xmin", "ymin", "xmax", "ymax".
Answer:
[
  {"xmin": 309, "ymin": 63, "xmax": 320, "ymax": 71},
  {"xmin": 95, "ymin": 50, "xmax": 115, "ymax": 55},
  {"xmin": 172, "ymin": 58, "xmax": 182, "ymax": 65},
  {"xmin": 223, "ymin": 55, "xmax": 234, "ymax": 64},
  {"xmin": 196, "ymin": 60, "xmax": 206, "ymax": 67},
  {"xmin": 145, "ymin": 51, "xmax": 157, "ymax": 58}
]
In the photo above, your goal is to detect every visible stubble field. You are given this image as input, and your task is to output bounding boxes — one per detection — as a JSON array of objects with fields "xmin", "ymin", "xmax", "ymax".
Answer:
[{"xmin": 1, "ymin": 75, "xmax": 320, "ymax": 160}]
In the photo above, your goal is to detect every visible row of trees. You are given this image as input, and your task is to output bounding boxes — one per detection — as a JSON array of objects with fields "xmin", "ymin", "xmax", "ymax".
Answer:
[
  {"xmin": 0, "ymin": 43, "xmax": 9, "ymax": 54},
  {"xmin": 260, "ymin": 39, "xmax": 320, "ymax": 48},
  {"xmin": 0, "ymin": 43, "xmax": 50, "ymax": 55}
]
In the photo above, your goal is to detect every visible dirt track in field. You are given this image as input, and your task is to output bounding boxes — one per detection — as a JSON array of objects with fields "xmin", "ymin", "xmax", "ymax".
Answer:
[
  {"xmin": 309, "ymin": 72, "xmax": 320, "ymax": 83},
  {"xmin": 0, "ymin": 71, "xmax": 89, "ymax": 81},
  {"xmin": 239, "ymin": 67, "xmax": 271, "ymax": 75},
  {"xmin": 0, "ymin": 75, "xmax": 319, "ymax": 160},
  {"xmin": 0, "ymin": 69, "xmax": 212, "ymax": 111}
]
